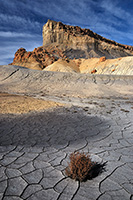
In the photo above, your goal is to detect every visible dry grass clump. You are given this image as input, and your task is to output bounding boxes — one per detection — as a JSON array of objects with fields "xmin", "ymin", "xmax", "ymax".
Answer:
[{"xmin": 65, "ymin": 152, "xmax": 96, "ymax": 182}]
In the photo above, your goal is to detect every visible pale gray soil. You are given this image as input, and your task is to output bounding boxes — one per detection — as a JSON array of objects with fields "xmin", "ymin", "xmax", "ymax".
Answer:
[{"xmin": 0, "ymin": 65, "xmax": 133, "ymax": 200}]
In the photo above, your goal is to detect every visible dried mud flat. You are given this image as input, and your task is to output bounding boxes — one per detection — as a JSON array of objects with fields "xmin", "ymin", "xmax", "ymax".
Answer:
[
  {"xmin": 0, "ymin": 65, "xmax": 133, "ymax": 200},
  {"xmin": 0, "ymin": 93, "xmax": 64, "ymax": 114}
]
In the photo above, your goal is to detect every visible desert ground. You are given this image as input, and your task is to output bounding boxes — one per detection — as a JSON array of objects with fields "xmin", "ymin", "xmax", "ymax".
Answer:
[
  {"xmin": 0, "ymin": 93, "xmax": 64, "ymax": 114},
  {"xmin": 0, "ymin": 65, "xmax": 133, "ymax": 200}
]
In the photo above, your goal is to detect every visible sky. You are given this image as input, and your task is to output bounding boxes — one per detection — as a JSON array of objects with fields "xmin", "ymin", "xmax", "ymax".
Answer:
[{"xmin": 0, "ymin": 0, "xmax": 133, "ymax": 65}]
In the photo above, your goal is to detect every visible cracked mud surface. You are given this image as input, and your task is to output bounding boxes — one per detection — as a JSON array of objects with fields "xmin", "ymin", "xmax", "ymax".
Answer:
[{"xmin": 0, "ymin": 65, "xmax": 133, "ymax": 200}]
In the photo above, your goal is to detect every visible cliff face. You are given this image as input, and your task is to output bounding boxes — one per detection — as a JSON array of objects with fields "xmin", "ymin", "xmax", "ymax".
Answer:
[
  {"xmin": 43, "ymin": 19, "xmax": 133, "ymax": 59},
  {"xmin": 11, "ymin": 19, "xmax": 133, "ymax": 71}
]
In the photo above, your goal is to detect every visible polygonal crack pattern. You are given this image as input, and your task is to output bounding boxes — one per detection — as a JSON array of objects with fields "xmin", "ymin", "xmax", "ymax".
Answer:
[{"xmin": 0, "ymin": 96, "xmax": 133, "ymax": 200}]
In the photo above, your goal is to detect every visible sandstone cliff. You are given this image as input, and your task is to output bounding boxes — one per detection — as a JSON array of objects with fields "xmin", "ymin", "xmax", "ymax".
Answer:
[
  {"xmin": 11, "ymin": 19, "xmax": 133, "ymax": 74},
  {"xmin": 42, "ymin": 19, "xmax": 133, "ymax": 59}
]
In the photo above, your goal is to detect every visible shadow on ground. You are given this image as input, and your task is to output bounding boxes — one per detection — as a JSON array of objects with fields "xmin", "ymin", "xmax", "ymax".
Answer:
[{"xmin": 0, "ymin": 106, "xmax": 110, "ymax": 148}]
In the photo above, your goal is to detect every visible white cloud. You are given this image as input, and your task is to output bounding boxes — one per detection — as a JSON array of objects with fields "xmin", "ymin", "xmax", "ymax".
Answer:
[
  {"xmin": 0, "ymin": 13, "xmax": 41, "ymax": 31},
  {"xmin": 0, "ymin": 31, "xmax": 40, "ymax": 38},
  {"xmin": 26, "ymin": 0, "xmax": 94, "ymax": 25},
  {"xmin": 0, "ymin": 34, "xmax": 42, "ymax": 65},
  {"xmin": 101, "ymin": 0, "xmax": 132, "ymax": 22}
]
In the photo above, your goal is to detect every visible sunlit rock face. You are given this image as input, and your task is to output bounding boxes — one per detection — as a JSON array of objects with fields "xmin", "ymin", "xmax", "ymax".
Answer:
[
  {"xmin": 43, "ymin": 19, "xmax": 133, "ymax": 59},
  {"xmin": 11, "ymin": 19, "xmax": 133, "ymax": 72}
]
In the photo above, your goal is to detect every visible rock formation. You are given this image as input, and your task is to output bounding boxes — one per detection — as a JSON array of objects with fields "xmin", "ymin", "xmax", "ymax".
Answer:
[
  {"xmin": 11, "ymin": 47, "xmax": 58, "ymax": 70},
  {"xmin": 43, "ymin": 19, "xmax": 133, "ymax": 59},
  {"xmin": 11, "ymin": 19, "xmax": 133, "ymax": 73}
]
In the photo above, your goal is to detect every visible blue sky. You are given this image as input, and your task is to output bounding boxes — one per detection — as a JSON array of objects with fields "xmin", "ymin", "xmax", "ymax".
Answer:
[{"xmin": 0, "ymin": 0, "xmax": 133, "ymax": 65}]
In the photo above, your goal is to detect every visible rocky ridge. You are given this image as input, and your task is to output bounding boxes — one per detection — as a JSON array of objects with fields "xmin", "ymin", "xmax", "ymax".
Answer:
[
  {"xmin": 11, "ymin": 19, "xmax": 133, "ymax": 74},
  {"xmin": 43, "ymin": 19, "xmax": 133, "ymax": 59},
  {"xmin": 11, "ymin": 47, "xmax": 58, "ymax": 70}
]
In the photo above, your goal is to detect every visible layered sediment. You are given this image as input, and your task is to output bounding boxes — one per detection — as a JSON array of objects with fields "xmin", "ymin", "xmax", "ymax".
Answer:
[
  {"xmin": 11, "ymin": 19, "xmax": 133, "ymax": 74},
  {"xmin": 43, "ymin": 19, "xmax": 133, "ymax": 59}
]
